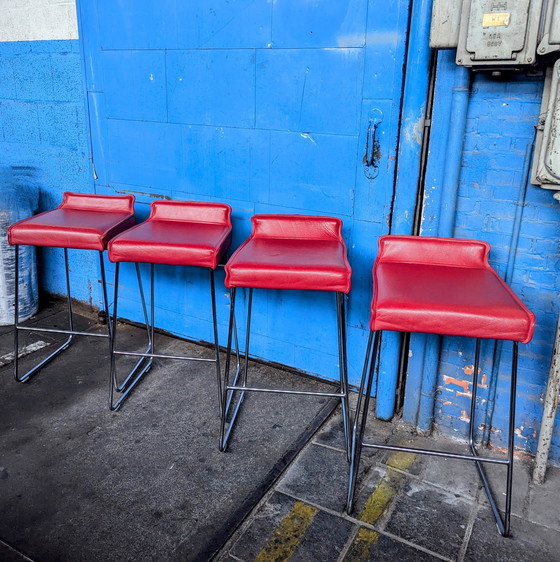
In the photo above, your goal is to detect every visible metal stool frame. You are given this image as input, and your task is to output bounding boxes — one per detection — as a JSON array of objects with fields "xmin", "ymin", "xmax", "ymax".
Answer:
[
  {"xmin": 347, "ymin": 331, "xmax": 519, "ymax": 537},
  {"xmin": 13, "ymin": 246, "xmax": 112, "ymax": 383},
  {"xmin": 219, "ymin": 287, "xmax": 351, "ymax": 456},
  {"xmin": 110, "ymin": 261, "xmax": 239, "ymax": 412}
]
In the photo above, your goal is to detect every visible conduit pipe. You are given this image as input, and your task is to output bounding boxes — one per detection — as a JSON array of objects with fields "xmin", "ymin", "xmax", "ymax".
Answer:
[
  {"xmin": 481, "ymin": 142, "xmax": 533, "ymax": 446},
  {"xmin": 415, "ymin": 65, "xmax": 471, "ymax": 434}
]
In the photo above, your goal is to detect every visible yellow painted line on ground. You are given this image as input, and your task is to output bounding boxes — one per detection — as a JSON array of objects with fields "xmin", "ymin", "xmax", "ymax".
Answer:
[
  {"xmin": 255, "ymin": 501, "xmax": 319, "ymax": 562},
  {"xmin": 345, "ymin": 451, "xmax": 417, "ymax": 561},
  {"xmin": 346, "ymin": 528, "xmax": 380, "ymax": 561},
  {"xmin": 358, "ymin": 477, "xmax": 395, "ymax": 526},
  {"xmin": 385, "ymin": 451, "xmax": 417, "ymax": 472}
]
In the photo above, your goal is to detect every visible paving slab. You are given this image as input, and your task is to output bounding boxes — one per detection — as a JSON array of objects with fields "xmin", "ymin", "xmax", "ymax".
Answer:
[
  {"xmin": 230, "ymin": 491, "xmax": 355, "ymax": 561},
  {"xmin": 343, "ymin": 529, "xmax": 445, "ymax": 562},
  {"xmin": 383, "ymin": 479, "xmax": 472, "ymax": 560},
  {"xmin": 277, "ymin": 443, "xmax": 350, "ymax": 512},
  {"xmin": 0, "ymin": 304, "xmax": 339, "ymax": 562},
  {"xmin": 464, "ymin": 506, "xmax": 560, "ymax": 562},
  {"xmin": 527, "ymin": 462, "xmax": 560, "ymax": 531}
]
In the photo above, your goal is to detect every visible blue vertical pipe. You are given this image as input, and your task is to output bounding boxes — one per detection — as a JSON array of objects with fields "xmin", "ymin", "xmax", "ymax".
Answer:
[
  {"xmin": 375, "ymin": 0, "xmax": 433, "ymax": 420},
  {"xmin": 415, "ymin": 65, "xmax": 471, "ymax": 434},
  {"xmin": 437, "ymin": 67, "xmax": 471, "ymax": 239}
]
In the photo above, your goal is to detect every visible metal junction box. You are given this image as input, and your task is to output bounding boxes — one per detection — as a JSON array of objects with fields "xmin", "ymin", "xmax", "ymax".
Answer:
[
  {"xmin": 538, "ymin": 0, "xmax": 560, "ymax": 55},
  {"xmin": 456, "ymin": 0, "xmax": 543, "ymax": 67},
  {"xmin": 532, "ymin": 60, "xmax": 560, "ymax": 189},
  {"xmin": 429, "ymin": 0, "xmax": 462, "ymax": 49}
]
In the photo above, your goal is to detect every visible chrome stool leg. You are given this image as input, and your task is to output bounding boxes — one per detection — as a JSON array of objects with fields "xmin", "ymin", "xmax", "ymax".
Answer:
[
  {"xmin": 470, "ymin": 339, "xmax": 518, "ymax": 537},
  {"xmin": 219, "ymin": 287, "xmax": 248, "ymax": 452},
  {"xmin": 110, "ymin": 262, "xmax": 231, "ymax": 412},
  {"xmin": 346, "ymin": 330, "xmax": 380, "ymax": 512},
  {"xmin": 347, "ymin": 333, "xmax": 519, "ymax": 537},
  {"xmin": 221, "ymin": 289, "xmax": 351, "ymax": 454},
  {"xmin": 14, "ymin": 246, "xmax": 75, "ymax": 382},
  {"xmin": 210, "ymin": 268, "xmax": 224, "ymax": 414},
  {"xmin": 337, "ymin": 292, "xmax": 351, "ymax": 460},
  {"xmin": 109, "ymin": 262, "xmax": 153, "ymax": 410}
]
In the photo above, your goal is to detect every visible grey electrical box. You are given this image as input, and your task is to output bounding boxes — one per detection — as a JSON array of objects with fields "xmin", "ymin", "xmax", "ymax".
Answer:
[
  {"xmin": 429, "ymin": 0, "xmax": 463, "ymax": 49},
  {"xmin": 455, "ymin": 0, "xmax": 543, "ymax": 67},
  {"xmin": 532, "ymin": 60, "xmax": 560, "ymax": 190},
  {"xmin": 537, "ymin": 0, "xmax": 560, "ymax": 55}
]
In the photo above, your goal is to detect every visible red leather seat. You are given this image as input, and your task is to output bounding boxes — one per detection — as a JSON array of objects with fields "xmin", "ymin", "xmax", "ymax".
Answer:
[
  {"xmin": 371, "ymin": 236, "xmax": 535, "ymax": 343},
  {"xmin": 8, "ymin": 192, "xmax": 135, "ymax": 251},
  {"xmin": 108, "ymin": 200, "xmax": 232, "ymax": 268},
  {"xmin": 225, "ymin": 215, "xmax": 351, "ymax": 292}
]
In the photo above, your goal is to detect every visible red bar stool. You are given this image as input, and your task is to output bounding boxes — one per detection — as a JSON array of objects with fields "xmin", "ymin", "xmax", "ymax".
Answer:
[
  {"xmin": 220, "ymin": 214, "xmax": 352, "ymax": 453},
  {"xmin": 347, "ymin": 235, "xmax": 535, "ymax": 536},
  {"xmin": 107, "ymin": 200, "xmax": 232, "ymax": 411},
  {"xmin": 8, "ymin": 192, "xmax": 135, "ymax": 384}
]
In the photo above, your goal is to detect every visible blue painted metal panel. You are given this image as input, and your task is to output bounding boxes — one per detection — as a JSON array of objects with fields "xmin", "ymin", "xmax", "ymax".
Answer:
[
  {"xmin": 167, "ymin": 50, "xmax": 256, "ymax": 128},
  {"xmin": 98, "ymin": 1, "xmax": 274, "ymax": 51},
  {"xmin": 256, "ymin": 48, "xmax": 364, "ymax": 135},
  {"xmin": 103, "ymin": 51, "xmax": 167, "ymax": 121},
  {"xmin": 175, "ymin": 1, "xmax": 272, "ymax": 49},
  {"xmin": 362, "ymin": 0, "xmax": 409, "ymax": 99},
  {"xmin": 268, "ymin": 131, "xmax": 357, "ymax": 216},
  {"xmin": 105, "ymin": 119, "xmax": 182, "ymax": 190},
  {"xmin": 97, "ymin": 0, "xmax": 178, "ymax": 50},
  {"xmin": 271, "ymin": 0, "xmax": 367, "ymax": 48},
  {"xmin": 178, "ymin": 125, "xmax": 270, "ymax": 204}
]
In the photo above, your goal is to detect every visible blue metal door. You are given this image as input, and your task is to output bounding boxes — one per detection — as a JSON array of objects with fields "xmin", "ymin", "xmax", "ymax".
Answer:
[{"xmin": 77, "ymin": 0, "xmax": 412, "ymax": 416}]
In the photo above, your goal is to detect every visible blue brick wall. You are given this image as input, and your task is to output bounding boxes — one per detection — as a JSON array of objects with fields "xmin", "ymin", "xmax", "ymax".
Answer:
[
  {"xmin": 0, "ymin": 40, "xmax": 95, "ymax": 304},
  {"xmin": 428, "ymin": 67, "xmax": 560, "ymax": 461}
]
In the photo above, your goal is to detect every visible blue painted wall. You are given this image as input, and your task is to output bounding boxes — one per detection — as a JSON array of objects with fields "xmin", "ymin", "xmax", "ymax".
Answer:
[{"xmin": 0, "ymin": 39, "xmax": 96, "ymax": 304}]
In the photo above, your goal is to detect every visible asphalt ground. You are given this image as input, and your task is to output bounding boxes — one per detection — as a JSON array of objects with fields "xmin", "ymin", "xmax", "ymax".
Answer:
[
  {"xmin": 0, "ymin": 297, "xmax": 338, "ymax": 561},
  {"xmin": 2, "ymin": 297, "xmax": 560, "ymax": 561}
]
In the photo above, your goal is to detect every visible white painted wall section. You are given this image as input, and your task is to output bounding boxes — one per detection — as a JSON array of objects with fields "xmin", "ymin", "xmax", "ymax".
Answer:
[{"xmin": 0, "ymin": 0, "xmax": 78, "ymax": 42}]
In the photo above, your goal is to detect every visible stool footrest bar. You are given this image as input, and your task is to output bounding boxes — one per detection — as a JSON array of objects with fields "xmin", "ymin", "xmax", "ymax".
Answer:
[
  {"xmin": 360, "ymin": 442, "xmax": 509, "ymax": 465},
  {"xmin": 226, "ymin": 385, "xmax": 344, "ymax": 398},
  {"xmin": 16, "ymin": 326, "xmax": 109, "ymax": 338},
  {"xmin": 113, "ymin": 350, "xmax": 216, "ymax": 362}
]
